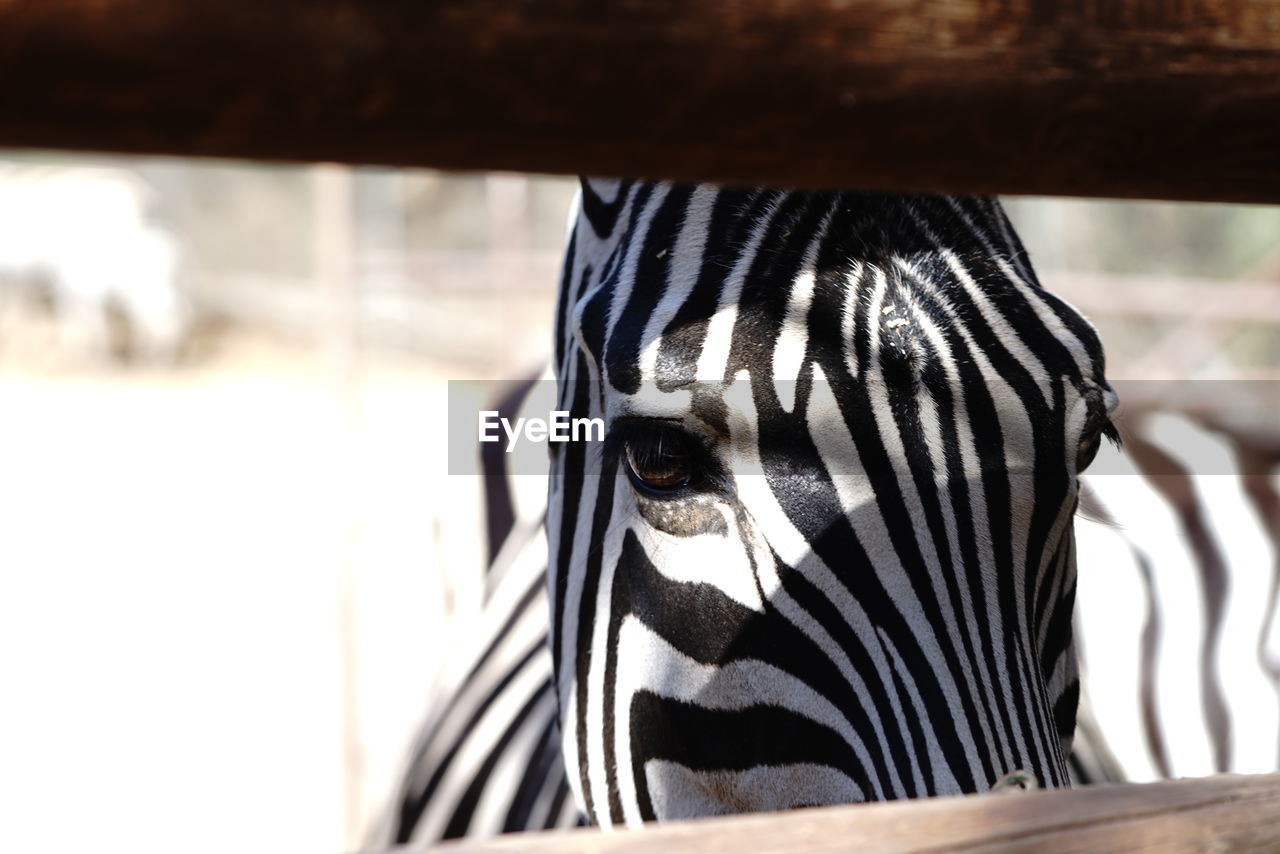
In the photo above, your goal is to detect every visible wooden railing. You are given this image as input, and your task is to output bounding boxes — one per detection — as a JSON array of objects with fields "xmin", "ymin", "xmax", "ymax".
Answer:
[
  {"xmin": 415, "ymin": 774, "xmax": 1280, "ymax": 854},
  {"xmin": 0, "ymin": 1, "xmax": 1278, "ymax": 202}
]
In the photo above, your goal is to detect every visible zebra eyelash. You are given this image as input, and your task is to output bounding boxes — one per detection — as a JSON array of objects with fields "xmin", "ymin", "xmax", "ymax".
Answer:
[
  {"xmin": 1088, "ymin": 395, "xmax": 1123, "ymax": 450},
  {"xmin": 1102, "ymin": 418, "xmax": 1122, "ymax": 448},
  {"xmin": 1076, "ymin": 404, "xmax": 1122, "ymax": 474},
  {"xmin": 1078, "ymin": 384, "xmax": 1122, "ymax": 450}
]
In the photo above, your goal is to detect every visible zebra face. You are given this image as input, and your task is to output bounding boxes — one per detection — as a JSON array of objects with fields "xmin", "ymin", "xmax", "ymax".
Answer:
[{"xmin": 547, "ymin": 180, "xmax": 1117, "ymax": 827}]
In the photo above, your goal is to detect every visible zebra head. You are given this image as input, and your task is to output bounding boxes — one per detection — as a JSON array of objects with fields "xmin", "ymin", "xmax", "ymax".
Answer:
[{"xmin": 547, "ymin": 180, "xmax": 1118, "ymax": 827}]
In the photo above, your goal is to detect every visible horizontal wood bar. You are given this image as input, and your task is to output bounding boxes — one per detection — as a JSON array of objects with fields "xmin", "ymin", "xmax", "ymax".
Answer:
[
  {"xmin": 413, "ymin": 774, "xmax": 1280, "ymax": 854},
  {"xmin": 1, "ymin": 2, "xmax": 1279, "ymax": 202}
]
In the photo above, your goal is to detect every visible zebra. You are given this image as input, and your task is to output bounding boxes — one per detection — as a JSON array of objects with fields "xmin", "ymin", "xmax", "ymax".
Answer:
[
  {"xmin": 547, "ymin": 180, "xmax": 1120, "ymax": 824},
  {"xmin": 374, "ymin": 177, "xmax": 1123, "ymax": 843},
  {"xmin": 1074, "ymin": 409, "xmax": 1280, "ymax": 781},
  {"xmin": 375, "ymin": 379, "xmax": 579, "ymax": 843}
]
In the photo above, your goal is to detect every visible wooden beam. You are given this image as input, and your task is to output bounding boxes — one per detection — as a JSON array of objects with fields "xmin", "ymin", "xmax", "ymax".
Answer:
[
  {"xmin": 1, "ymin": 2, "xmax": 1279, "ymax": 202},
  {"xmin": 412, "ymin": 774, "xmax": 1280, "ymax": 854}
]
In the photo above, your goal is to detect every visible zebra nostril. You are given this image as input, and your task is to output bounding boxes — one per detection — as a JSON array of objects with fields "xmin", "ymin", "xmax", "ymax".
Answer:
[{"xmin": 989, "ymin": 769, "xmax": 1038, "ymax": 794}]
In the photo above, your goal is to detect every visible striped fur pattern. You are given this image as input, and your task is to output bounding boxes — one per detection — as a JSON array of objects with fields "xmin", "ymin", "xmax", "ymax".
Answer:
[
  {"xmin": 372, "ymin": 381, "xmax": 579, "ymax": 844},
  {"xmin": 1076, "ymin": 415, "xmax": 1280, "ymax": 782},
  {"xmin": 374, "ymin": 399, "xmax": 1279, "ymax": 844},
  {"xmin": 547, "ymin": 181, "xmax": 1118, "ymax": 825}
]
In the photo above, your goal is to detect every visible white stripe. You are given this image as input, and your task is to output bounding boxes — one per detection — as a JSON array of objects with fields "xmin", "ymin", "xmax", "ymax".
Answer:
[
  {"xmin": 468, "ymin": 689, "xmax": 558, "ymax": 836},
  {"xmin": 725, "ymin": 368, "xmax": 901, "ymax": 800},
  {"xmin": 603, "ymin": 183, "xmax": 673, "ymax": 370},
  {"xmin": 613, "ymin": 616, "xmax": 871, "ymax": 824},
  {"xmin": 885, "ymin": 276, "xmax": 1042, "ymax": 771},
  {"xmin": 945, "ymin": 197, "xmax": 1097, "ymax": 382},
  {"xmin": 412, "ymin": 648, "xmax": 555, "ymax": 842},
  {"xmin": 643, "ymin": 761, "xmax": 862, "ymax": 818},
  {"xmin": 772, "ymin": 203, "xmax": 835, "ymax": 412},
  {"xmin": 413, "ymin": 584, "xmax": 549, "ymax": 797},
  {"xmin": 582, "ymin": 483, "xmax": 629, "ymax": 829},
  {"xmin": 546, "ymin": 327, "xmax": 608, "ymax": 815},
  {"xmin": 567, "ymin": 187, "xmax": 639, "ymax": 366},
  {"xmin": 900, "ymin": 211, "xmax": 1054, "ymax": 407},
  {"xmin": 807, "ymin": 362, "xmax": 987, "ymax": 793},
  {"xmin": 876, "ymin": 626, "xmax": 948, "ymax": 796},
  {"xmin": 841, "ymin": 261, "xmax": 866, "ymax": 379},
  {"xmin": 693, "ymin": 194, "xmax": 787, "ymax": 382},
  {"xmin": 902, "ymin": 299, "xmax": 1015, "ymax": 764},
  {"xmin": 637, "ymin": 185, "xmax": 718, "ymax": 381}
]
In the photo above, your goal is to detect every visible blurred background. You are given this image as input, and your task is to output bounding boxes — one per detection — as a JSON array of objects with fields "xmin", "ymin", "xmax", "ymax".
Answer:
[{"xmin": 0, "ymin": 151, "xmax": 1276, "ymax": 852}]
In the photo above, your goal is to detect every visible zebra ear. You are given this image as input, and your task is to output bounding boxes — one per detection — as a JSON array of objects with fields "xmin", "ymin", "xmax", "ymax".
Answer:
[
  {"xmin": 579, "ymin": 177, "xmax": 625, "ymax": 203},
  {"xmin": 578, "ymin": 177, "xmax": 632, "ymax": 237}
]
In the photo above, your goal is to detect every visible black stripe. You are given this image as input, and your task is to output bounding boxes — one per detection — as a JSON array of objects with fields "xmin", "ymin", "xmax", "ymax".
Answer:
[
  {"xmin": 576, "ymin": 184, "xmax": 656, "ymax": 367},
  {"xmin": 579, "ymin": 178, "xmax": 633, "ymax": 238},
  {"xmin": 504, "ymin": 707, "xmax": 564, "ymax": 831},
  {"xmin": 482, "ymin": 375, "xmax": 541, "ymax": 566},
  {"xmin": 396, "ymin": 639, "xmax": 545, "ymax": 842},
  {"xmin": 611, "ymin": 529, "xmax": 888, "ymax": 801},
  {"xmin": 569, "ymin": 443, "xmax": 619, "ymax": 821},
  {"xmin": 628, "ymin": 692, "xmax": 866, "ymax": 807},
  {"xmin": 553, "ymin": 229, "xmax": 579, "ymax": 372},
  {"xmin": 653, "ymin": 188, "xmax": 774, "ymax": 391},
  {"xmin": 604, "ymin": 186, "xmax": 694, "ymax": 394},
  {"xmin": 441, "ymin": 681, "xmax": 555, "ymax": 839}
]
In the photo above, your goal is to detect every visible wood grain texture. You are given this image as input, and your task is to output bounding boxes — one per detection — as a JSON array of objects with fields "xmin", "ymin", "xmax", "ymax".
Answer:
[
  {"xmin": 406, "ymin": 774, "xmax": 1280, "ymax": 854},
  {"xmin": 0, "ymin": 1, "xmax": 1277, "ymax": 201}
]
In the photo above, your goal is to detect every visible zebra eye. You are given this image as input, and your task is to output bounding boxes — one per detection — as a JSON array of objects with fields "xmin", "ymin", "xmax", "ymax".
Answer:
[
  {"xmin": 623, "ymin": 427, "xmax": 697, "ymax": 495},
  {"xmin": 1077, "ymin": 430, "xmax": 1102, "ymax": 472},
  {"xmin": 1075, "ymin": 391, "xmax": 1119, "ymax": 474}
]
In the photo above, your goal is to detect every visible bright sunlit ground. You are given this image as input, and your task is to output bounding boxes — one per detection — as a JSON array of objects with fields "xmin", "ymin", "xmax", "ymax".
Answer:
[{"xmin": 0, "ymin": 335, "xmax": 485, "ymax": 852}]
